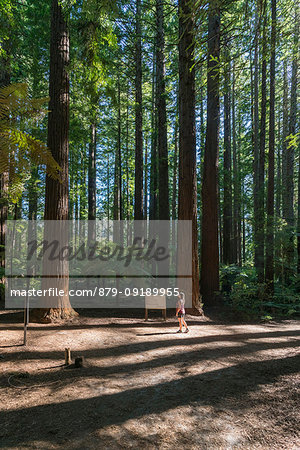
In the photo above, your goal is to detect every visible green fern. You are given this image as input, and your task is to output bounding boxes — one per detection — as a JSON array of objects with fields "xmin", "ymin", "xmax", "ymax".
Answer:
[{"xmin": 0, "ymin": 83, "xmax": 61, "ymax": 203}]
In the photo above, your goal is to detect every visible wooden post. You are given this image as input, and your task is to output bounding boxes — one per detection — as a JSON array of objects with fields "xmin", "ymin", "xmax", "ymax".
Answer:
[
  {"xmin": 23, "ymin": 294, "xmax": 30, "ymax": 346},
  {"xmin": 163, "ymin": 308, "xmax": 167, "ymax": 321},
  {"xmin": 23, "ymin": 274, "xmax": 30, "ymax": 346},
  {"xmin": 65, "ymin": 348, "xmax": 71, "ymax": 365}
]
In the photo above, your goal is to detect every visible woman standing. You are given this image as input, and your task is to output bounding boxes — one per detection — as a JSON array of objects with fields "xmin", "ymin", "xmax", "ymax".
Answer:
[{"xmin": 176, "ymin": 292, "xmax": 189, "ymax": 333}]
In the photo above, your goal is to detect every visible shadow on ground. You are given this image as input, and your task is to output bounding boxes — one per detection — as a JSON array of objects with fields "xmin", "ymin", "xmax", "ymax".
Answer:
[{"xmin": 1, "ymin": 353, "xmax": 299, "ymax": 447}]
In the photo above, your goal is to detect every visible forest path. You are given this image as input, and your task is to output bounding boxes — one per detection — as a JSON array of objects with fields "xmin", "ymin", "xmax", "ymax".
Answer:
[{"xmin": 0, "ymin": 311, "xmax": 299, "ymax": 449}]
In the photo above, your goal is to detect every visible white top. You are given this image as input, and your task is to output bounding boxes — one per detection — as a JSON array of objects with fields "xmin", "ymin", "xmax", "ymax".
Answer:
[{"xmin": 177, "ymin": 298, "xmax": 185, "ymax": 314}]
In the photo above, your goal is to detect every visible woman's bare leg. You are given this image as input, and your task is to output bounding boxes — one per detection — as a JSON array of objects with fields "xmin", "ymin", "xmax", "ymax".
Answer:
[
  {"xmin": 178, "ymin": 317, "xmax": 182, "ymax": 331},
  {"xmin": 182, "ymin": 318, "xmax": 188, "ymax": 329}
]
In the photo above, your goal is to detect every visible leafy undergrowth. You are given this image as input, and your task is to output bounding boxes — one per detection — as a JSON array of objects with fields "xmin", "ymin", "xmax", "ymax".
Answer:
[{"xmin": 220, "ymin": 265, "xmax": 300, "ymax": 321}]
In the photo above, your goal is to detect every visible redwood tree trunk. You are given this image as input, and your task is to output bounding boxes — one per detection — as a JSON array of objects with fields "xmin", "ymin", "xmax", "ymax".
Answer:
[
  {"xmin": 0, "ymin": 172, "xmax": 8, "ymax": 293},
  {"xmin": 156, "ymin": 0, "xmax": 169, "ymax": 279},
  {"xmin": 171, "ymin": 118, "xmax": 178, "ymax": 251},
  {"xmin": 144, "ymin": 138, "xmax": 148, "ymax": 221},
  {"xmin": 79, "ymin": 148, "xmax": 87, "ymax": 241},
  {"xmin": 223, "ymin": 46, "xmax": 232, "ymax": 265},
  {"xmin": 149, "ymin": 45, "xmax": 158, "ymax": 222},
  {"xmin": 265, "ymin": 0, "xmax": 276, "ymax": 292},
  {"xmin": 199, "ymin": 65, "xmax": 205, "ymax": 185},
  {"xmin": 156, "ymin": 0, "xmax": 169, "ymax": 221},
  {"xmin": 178, "ymin": 0, "xmax": 200, "ymax": 311},
  {"xmin": 200, "ymin": 0, "xmax": 220, "ymax": 306},
  {"xmin": 0, "ymin": 38, "xmax": 10, "ymax": 297},
  {"xmin": 134, "ymin": 0, "xmax": 143, "ymax": 221},
  {"xmin": 88, "ymin": 122, "xmax": 96, "ymax": 242},
  {"xmin": 281, "ymin": 61, "xmax": 289, "ymax": 280},
  {"xmin": 284, "ymin": 8, "xmax": 298, "ymax": 281},
  {"xmin": 232, "ymin": 64, "xmax": 241, "ymax": 266},
  {"xmin": 253, "ymin": 2, "xmax": 260, "ymax": 279},
  {"xmin": 256, "ymin": 2, "xmax": 267, "ymax": 283},
  {"xmin": 113, "ymin": 79, "xmax": 123, "ymax": 243},
  {"xmin": 107, "ymin": 154, "xmax": 110, "ymax": 239},
  {"xmin": 275, "ymin": 114, "xmax": 282, "ymax": 278},
  {"xmin": 44, "ymin": 0, "xmax": 69, "ymax": 222},
  {"xmin": 298, "ymin": 156, "xmax": 300, "ymax": 274},
  {"xmin": 37, "ymin": 0, "xmax": 76, "ymax": 321}
]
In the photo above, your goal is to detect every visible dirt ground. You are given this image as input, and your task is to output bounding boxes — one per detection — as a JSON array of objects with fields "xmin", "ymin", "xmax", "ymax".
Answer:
[{"xmin": 0, "ymin": 309, "xmax": 299, "ymax": 449}]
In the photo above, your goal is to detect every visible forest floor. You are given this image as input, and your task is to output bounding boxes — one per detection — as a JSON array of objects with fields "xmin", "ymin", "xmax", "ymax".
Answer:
[{"xmin": 0, "ymin": 309, "xmax": 299, "ymax": 450}]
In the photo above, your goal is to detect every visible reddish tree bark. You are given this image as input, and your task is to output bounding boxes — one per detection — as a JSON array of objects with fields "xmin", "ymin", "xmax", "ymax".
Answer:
[
  {"xmin": 149, "ymin": 45, "xmax": 158, "ymax": 222},
  {"xmin": 298, "ymin": 157, "xmax": 300, "ymax": 274},
  {"xmin": 156, "ymin": 0, "xmax": 169, "ymax": 221},
  {"xmin": 178, "ymin": 0, "xmax": 200, "ymax": 311},
  {"xmin": 0, "ymin": 37, "xmax": 11, "ymax": 296},
  {"xmin": 223, "ymin": 46, "xmax": 233, "ymax": 265},
  {"xmin": 36, "ymin": 0, "xmax": 76, "ymax": 321},
  {"xmin": 232, "ymin": 64, "xmax": 241, "ymax": 266},
  {"xmin": 265, "ymin": 0, "xmax": 277, "ymax": 292},
  {"xmin": 134, "ymin": 0, "xmax": 143, "ymax": 221},
  {"xmin": 285, "ymin": 8, "xmax": 299, "ymax": 280},
  {"xmin": 200, "ymin": 0, "xmax": 221, "ymax": 306},
  {"xmin": 253, "ymin": 1, "xmax": 260, "ymax": 279},
  {"xmin": 256, "ymin": 1, "xmax": 267, "ymax": 283},
  {"xmin": 113, "ymin": 78, "xmax": 123, "ymax": 243},
  {"xmin": 88, "ymin": 122, "xmax": 97, "ymax": 242}
]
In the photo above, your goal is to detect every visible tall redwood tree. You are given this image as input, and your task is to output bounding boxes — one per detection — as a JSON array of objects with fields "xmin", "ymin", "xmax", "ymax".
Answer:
[
  {"xmin": 223, "ymin": 45, "xmax": 233, "ymax": 265},
  {"xmin": 37, "ymin": 0, "xmax": 76, "ymax": 321},
  {"xmin": 256, "ymin": 1, "xmax": 267, "ymax": 283},
  {"xmin": 284, "ymin": 7, "xmax": 299, "ymax": 280},
  {"xmin": 156, "ymin": 0, "xmax": 169, "ymax": 221},
  {"xmin": 0, "ymin": 37, "xmax": 11, "ymax": 296},
  {"xmin": 178, "ymin": 0, "xmax": 200, "ymax": 310},
  {"xmin": 201, "ymin": 0, "xmax": 221, "ymax": 306},
  {"xmin": 134, "ymin": 0, "xmax": 143, "ymax": 221},
  {"xmin": 265, "ymin": 0, "xmax": 277, "ymax": 292}
]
